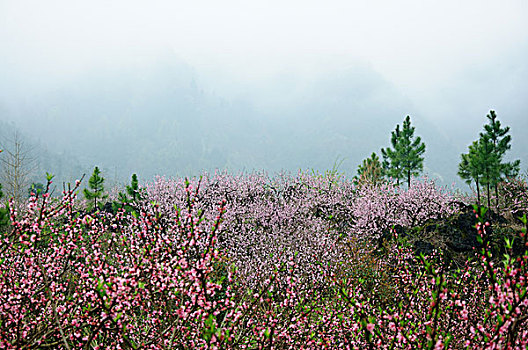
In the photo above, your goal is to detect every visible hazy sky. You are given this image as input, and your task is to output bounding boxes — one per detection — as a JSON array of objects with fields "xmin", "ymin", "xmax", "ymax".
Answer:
[
  {"xmin": 2, "ymin": 0, "xmax": 526, "ymax": 91},
  {"xmin": 0, "ymin": 0, "xmax": 527, "ymax": 183},
  {"xmin": 1, "ymin": 0, "xmax": 527, "ymax": 148}
]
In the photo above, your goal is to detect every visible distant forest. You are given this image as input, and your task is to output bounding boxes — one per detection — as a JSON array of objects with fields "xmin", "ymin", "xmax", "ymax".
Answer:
[{"xmin": 0, "ymin": 61, "xmax": 526, "ymax": 193}]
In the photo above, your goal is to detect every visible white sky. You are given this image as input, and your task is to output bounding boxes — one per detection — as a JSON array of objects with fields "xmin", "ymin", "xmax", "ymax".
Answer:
[
  {"xmin": 1, "ymin": 0, "xmax": 526, "ymax": 86},
  {"xmin": 0, "ymin": 0, "xmax": 527, "ymax": 179}
]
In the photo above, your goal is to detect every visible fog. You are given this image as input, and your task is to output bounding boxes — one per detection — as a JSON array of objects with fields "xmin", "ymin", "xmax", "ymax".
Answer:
[{"xmin": 0, "ymin": 0, "xmax": 527, "ymax": 189}]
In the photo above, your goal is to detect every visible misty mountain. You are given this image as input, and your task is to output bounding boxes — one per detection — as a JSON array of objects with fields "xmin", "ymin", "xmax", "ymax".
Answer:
[{"xmin": 0, "ymin": 59, "xmax": 524, "ymax": 188}]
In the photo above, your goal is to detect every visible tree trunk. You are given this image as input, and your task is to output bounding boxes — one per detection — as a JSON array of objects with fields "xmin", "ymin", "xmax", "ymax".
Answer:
[
  {"xmin": 487, "ymin": 182, "xmax": 491, "ymax": 209},
  {"xmin": 407, "ymin": 169, "xmax": 411, "ymax": 188},
  {"xmin": 476, "ymin": 177, "xmax": 481, "ymax": 206},
  {"xmin": 494, "ymin": 183, "xmax": 499, "ymax": 212}
]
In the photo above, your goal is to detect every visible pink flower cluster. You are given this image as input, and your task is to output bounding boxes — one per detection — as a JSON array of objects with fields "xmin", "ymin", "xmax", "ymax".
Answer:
[
  {"xmin": 0, "ymin": 180, "xmax": 243, "ymax": 348},
  {"xmin": 144, "ymin": 173, "xmax": 457, "ymax": 285},
  {"xmin": 0, "ymin": 172, "xmax": 526, "ymax": 349},
  {"xmin": 349, "ymin": 177, "xmax": 457, "ymax": 241},
  {"xmin": 495, "ymin": 176, "xmax": 528, "ymax": 219}
]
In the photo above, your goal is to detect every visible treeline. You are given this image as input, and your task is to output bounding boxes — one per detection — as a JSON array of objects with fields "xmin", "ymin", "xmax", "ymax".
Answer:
[
  {"xmin": 353, "ymin": 110, "xmax": 522, "ymax": 207},
  {"xmin": 0, "ymin": 109, "xmax": 524, "ymax": 213}
]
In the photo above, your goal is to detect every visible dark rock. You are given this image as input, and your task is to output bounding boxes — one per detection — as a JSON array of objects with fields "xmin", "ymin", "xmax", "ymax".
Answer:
[
  {"xmin": 393, "ymin": 224, "xmax": 405, "ymax": 237},
  {"xmin": 405, "ymin": 203, "xmax": 515, "ymax": 266},
  {"xmin": 406, "ymin": 205, "xmax": 482, "ymax": 262},
  {"xmin": 101, "ymin": 201, "xmax": 114, "ymax": 214},
  {"xmin": 444, "ymin": 208, "xmax": 481, "ymax": 253},
  {"xmin": 413, "ymin": 240, "xmax": 435, "ymax": 256}
]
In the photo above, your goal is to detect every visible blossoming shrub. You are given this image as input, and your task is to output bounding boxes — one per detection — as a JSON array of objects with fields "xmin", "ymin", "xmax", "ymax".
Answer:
[
  {"xmin": 496, "ymin": 176, "xmax": 528, "ymax": 220},
  {"xmin": 1, "ymin": 173, "xmax": 527, "ymax": 348},
  {"xmin": 0, "ymin": 179, "xmax": 244, "ymax": 349},
  {"xmin": 145, "ymin": 171, "xmax": 350, "ymax": 288},
  {"xmin": 351, "ymin": 177, "xmax": 457, "ymax": 242},
  {"xmin": 143, "ymin": 173, "xmax": 457, "ymax": 286}
]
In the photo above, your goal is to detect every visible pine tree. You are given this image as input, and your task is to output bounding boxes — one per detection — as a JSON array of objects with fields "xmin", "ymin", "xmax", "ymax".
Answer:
[
  {"xmin": 381, "ymin": 124, "xmax": 403, "ymax": 185},
  {"xmin": 461, "ymin": 111, "xmax": 522, "ymax": 209},
  {"xmin": 458, "ymin": 141, "xmax": 482, "ymax": 205},
  {"xmin": 354, "ymin": 152, "xmax": 385, "ymax": 187},
  {"xmin": 381, "ymin": 115, "xmax": 426, "ymax": 187},
  {"xmin": 478, "ymin": 134, "xmax": 501, "ymax": 209},
  {"xmin": 458, "ymin": 134, "xmax": 501, "ymax": 208},
  {"xmin": 83, "ymin": 166, "xmax": 108, "ymax": 211},
  {"xmin": 126, "ymin": 173, "xmax": 142, "ymax": 202},
  {"xmin": 480, "ymin": 110, "xmax": 521, "ymax": 207},
  {"xmin": 113, "ymin": 173, "xmax": 143, "ymax": 213}
]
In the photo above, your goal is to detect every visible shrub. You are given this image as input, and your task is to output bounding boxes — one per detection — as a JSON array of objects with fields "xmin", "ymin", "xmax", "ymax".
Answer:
[{"xmin": 1, "ymin": 172, "xmax": 527, "ymax": 349}]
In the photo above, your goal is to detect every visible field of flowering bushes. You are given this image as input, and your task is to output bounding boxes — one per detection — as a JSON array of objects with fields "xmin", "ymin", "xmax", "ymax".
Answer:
[{"xmin": 0, "ymin": 171, "xmax": 527, "ymax": 349}]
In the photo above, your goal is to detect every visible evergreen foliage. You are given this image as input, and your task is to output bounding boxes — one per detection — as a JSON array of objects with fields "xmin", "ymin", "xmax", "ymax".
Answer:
[
  {"xmin": 459, "ymin": 111, "xmax": 520, "ymax": 208},
  {"xmin": 458, "ymin": 141, "xmax": 483, "ymax": 205},
  {"xmin": 354, "ymin": 152, "xmax": 385, "ymax": 187},
  {"xmin": 481, "ymin": 110, "xmax": 521, "ymax": 206},
  {"xmin": 113, "ymin": 173, "xmax": 144, "ymax": 213},
  {"xmin": 381, "ymin": 115, "xmax": 426, "ymax": 187},
  {"xmin": 458, "ymin": 136, "xmax": 501, "ymax": 207},
  {"xmin": 83, "ymin": 166, "xmax": 108, "ymax": 210},
  {"xmin": 477, "ymin": 134, "xmax": 501, "ymax": 209},
  {"xmin": 126, "ymin": 173, "xmax": 142, "ymax": 201}
]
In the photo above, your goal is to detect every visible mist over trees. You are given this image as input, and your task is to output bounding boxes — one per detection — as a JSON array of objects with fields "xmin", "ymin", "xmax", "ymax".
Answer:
[
  {"xmin": 0, "ymin": 59, "xmax": 525, "ymax": 190},
  {"xmin": 0, "ymin": 119, "xmax": 85, "ymax": 194},
  {"xmin": 0, "ymin": 132, "xmax": 36, "ymax": 208}
]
